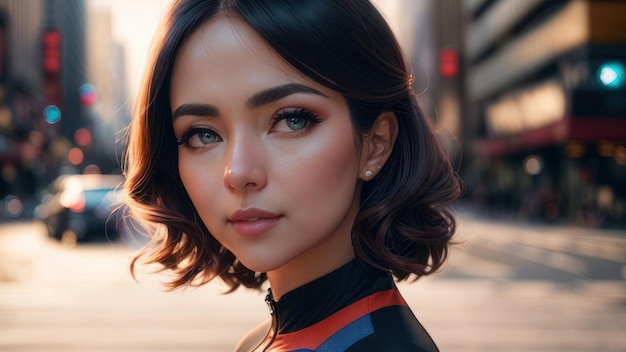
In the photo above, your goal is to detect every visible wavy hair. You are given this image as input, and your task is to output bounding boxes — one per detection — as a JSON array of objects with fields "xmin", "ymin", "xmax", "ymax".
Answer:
[{"xmin": 122, "ymin": 0, "xmax": 464, "ymax": 291}]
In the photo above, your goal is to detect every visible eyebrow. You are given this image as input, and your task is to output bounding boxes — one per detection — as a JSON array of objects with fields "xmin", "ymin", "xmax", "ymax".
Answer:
[
  {"xmin": 246, "ymin": 83, "xmax": 327, "ymax": 109},
  {"xmin": 171, "ymin": 104, "xmax": 219, "ymax": 120},
  {"xmin": 171, "ymin": 83, "xmax": 328, "ymax": 121}
]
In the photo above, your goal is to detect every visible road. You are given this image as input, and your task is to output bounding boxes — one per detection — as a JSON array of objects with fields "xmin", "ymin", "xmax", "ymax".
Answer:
[{"xmin": 0, "ymin": 214, "xmax": 625, "ymax": 352}]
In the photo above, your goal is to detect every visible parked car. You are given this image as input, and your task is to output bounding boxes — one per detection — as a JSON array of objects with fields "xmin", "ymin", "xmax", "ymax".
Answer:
[{"xmin": 36, "ymin": 174, "xmax": 125, "ymax": 245}]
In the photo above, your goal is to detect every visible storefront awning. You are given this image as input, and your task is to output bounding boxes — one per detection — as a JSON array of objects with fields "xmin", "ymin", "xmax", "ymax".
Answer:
[{"xmin": 473, "ymin": 117, "xmax": 626, "ymax": 157}]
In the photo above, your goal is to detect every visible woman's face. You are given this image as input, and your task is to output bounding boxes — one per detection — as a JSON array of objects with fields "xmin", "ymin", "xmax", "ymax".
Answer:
[{"xmin": 170, "ymin": 15, "xmax": 364, "ymax": 276}]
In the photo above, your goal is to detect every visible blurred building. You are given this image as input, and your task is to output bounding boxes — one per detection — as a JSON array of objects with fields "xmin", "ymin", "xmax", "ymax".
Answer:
[
  {"xmin": 463, "ymin": 0, "xmax": 626, "ymax": 227},
  {"xmin": 372, "ymin": 0, "xmax": 463, "ymax": 165},
  {"xmin": 376, "ymin": 0, "xmax": 626, "ymax": 228},
  {"xmin": 0, "ymin": 0, "xmax": 50, "ymax": 202},
  {"xmin": 85, "ymin": 6, "xmax": 130, "ymax": 174},
  {"xmin": 0, "ymin": 0, "xmax": 126, "ymax": 217}
]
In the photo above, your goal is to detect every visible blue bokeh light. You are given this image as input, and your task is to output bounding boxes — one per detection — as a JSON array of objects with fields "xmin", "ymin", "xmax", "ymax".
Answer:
[
  {"xmin": 44, "ymin": 105, "xmax": 61, "ymax": 124},
  {"xmin": 598, "ymin": 62, "xmax": 625, "ymax": 89}
]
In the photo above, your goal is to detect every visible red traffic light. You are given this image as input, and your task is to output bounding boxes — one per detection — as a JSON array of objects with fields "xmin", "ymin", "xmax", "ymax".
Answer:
[
  {"xmin": 440, "ymin": 48, "xmax": 459, "ymax": 79},
  {"xmin": 43, "ymin": 28, "xmax": 61, "ymax": 75}
]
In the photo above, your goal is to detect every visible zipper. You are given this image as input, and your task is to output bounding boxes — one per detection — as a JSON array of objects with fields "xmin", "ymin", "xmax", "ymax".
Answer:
[
  {"xmin": 265, "ymin": 288, "xmax": 276, "ymax": 315},
  {"xmin": 261, "ymin": 288, "xmax": 278, "ymax": 352}
]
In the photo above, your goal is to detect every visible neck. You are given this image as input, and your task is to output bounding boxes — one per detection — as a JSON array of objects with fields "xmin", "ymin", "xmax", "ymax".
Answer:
[
  {"xmin": 265, "ymin": 259, "xmax": 396, "ymax": 337},
  {"xmin": 267, "ymin": 247, "xmax": 355, "ymax": 301},
  {"xmin": 267, "ymin": 193, "xmax": 360, "ymax": 300}
]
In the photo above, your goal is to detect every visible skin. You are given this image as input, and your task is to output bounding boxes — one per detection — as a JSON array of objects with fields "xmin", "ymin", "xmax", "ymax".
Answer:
[{"xmin": 170, "ymin": 14, "xmax": 391, "ymax": 300}]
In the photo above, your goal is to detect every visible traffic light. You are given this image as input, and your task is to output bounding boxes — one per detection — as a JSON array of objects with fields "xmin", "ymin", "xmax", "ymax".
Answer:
[
  {"xmin": 42, "ymin": 28, "xmax": 61, "ymax": 76},
  {"xmin": 42, "ymin": 28, "xmax": 62, "ymax": 108},
  {"xmin": 439, "ymin": 48, "xmax": 459, "ymax": 79},
  {"xmin": 597, "ymin": 61, "xmax": 625, "ymax": 89}
]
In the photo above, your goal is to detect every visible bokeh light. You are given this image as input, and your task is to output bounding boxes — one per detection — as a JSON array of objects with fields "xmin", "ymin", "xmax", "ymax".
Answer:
[
  {"xmin": 79, "ymin": 83, "xmax": 97, "ymax": 106},
  {"xmin": 4, "ymin": 195, "xmax": 23, "ymax": 217},
  {"xmin": 74, "ymin": 128, "xmax": 92, "ymax": 147},
  {"xmin": 523, "ymin": 155, "xmax": 543, "ymax": 176},
  {"xmin": 44, "ymin": 105, "xmax": 61, "ymax": 124},
  {"xmin": 598, "ymin": 62, "xmax": 625, "ymax": 88},
  {"xmin": 67, "ymin": 147, "xmax": 84, "ymax": 165},
  {"xmin": 83, "ymin": 164, "xmax": 101, "ymax": 174}
]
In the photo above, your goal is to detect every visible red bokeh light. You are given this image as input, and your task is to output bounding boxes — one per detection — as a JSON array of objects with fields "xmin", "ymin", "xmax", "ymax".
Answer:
[
  {"xmin": 68, "ymin": 148, "xmax": 84, "ymax": 165},
  {"xmin": 74, "ymin": 128, "xmax": 92, "ymax": 147}
]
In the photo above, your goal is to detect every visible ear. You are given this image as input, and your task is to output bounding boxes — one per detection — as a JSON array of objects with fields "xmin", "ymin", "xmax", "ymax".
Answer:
[{"xmin": 359, "ymin": 111, "xmax": 399, "ymax": 181}]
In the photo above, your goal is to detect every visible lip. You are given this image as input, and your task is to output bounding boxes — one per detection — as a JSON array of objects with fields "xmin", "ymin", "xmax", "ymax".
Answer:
[{"xmin": 228, "ymin": 208, "xmax": 282, "ymax": 236}]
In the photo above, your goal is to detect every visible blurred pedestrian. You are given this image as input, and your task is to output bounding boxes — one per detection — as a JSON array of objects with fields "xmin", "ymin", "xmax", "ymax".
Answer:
[{"xmin": 122, "ymin": 0, "xmax": 464, "ymax": 351}]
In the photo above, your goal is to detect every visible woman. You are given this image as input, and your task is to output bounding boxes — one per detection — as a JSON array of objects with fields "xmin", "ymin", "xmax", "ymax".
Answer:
[{"xmin": 123, "ymin": 0, "xmax": 464, "ymax": 351}]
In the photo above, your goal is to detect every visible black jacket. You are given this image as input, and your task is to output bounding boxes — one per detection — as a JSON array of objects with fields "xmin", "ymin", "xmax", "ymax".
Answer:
[{"xmin": 260, "ymin": 259, "xmax": 439, "ymax": 351}]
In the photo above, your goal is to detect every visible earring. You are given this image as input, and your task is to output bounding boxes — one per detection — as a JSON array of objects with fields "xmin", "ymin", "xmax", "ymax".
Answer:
[
  {"xmin": 365, "ymin": 170, "xmax": 372, "ymax": 177},
  {"xmin": 377, "ymin": 165, "xmax": 381, "ymax": 169}
]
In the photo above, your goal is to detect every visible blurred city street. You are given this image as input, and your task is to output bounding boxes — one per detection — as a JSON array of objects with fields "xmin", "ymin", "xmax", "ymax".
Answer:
[
  {"xmin": 0, "ymin": 2, "xmax": 625, "ymax": 351},
  {"xmin": 1, "ymin": 212, "xmax": 625, "ymax": 352}
]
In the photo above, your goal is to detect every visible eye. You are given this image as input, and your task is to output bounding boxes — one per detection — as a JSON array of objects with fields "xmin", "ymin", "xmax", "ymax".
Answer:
[
  {"xmin": 177, "ymin": 127, "xmax": 222, "ymax": 150},
  {"xmin": 272, "ymin": 108, "xmax": 322, "ymax": 133},
  {"xmin": 285, "ymin": 116, "xmax": 307, "ymax": 130}
]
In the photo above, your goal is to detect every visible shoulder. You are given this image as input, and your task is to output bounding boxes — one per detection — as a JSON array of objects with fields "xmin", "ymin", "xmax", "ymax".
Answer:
[
  {"xmin": 367, "ymin": 305, "xmax": 439, "ymax": 352},
  {"xmin": 233, "ymin": 319, "xmax": 271, "ymax": 352}
]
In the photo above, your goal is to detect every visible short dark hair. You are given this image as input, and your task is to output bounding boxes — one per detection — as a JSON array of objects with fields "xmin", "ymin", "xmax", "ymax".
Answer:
[{"xmin": 122, "ymin": 0, "xmax": 464, "ymax": 291}]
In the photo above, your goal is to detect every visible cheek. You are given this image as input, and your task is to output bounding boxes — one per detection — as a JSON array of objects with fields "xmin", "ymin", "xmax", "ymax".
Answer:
[
  {"xmin": 277, "ymin": 125, "xmax": 360, "ymax": 212},
  {"xmin": 178, "ymin": 156, "xmax": 221, "ymax": 217}
]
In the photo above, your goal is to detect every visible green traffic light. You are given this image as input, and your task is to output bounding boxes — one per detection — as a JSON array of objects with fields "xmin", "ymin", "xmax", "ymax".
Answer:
[{"xmin": 598, "ymin": 62, "xmax": 625, "ymax": 88}]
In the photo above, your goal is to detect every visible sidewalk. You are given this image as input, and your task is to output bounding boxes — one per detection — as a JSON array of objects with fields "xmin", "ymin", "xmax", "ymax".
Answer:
[
  {"xmin": 399, "ymin": 277, "xmax": 626, "ymax": 352},
  {"xmin": 412, "ymin": 208, "xmax": 626, "ymax": 351},
  {"xmin": 455, "ymin": 204, "xmax": 626, "ymax": 238}
]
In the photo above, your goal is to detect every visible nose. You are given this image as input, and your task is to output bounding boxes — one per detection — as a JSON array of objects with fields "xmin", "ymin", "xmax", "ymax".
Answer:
[{"xmin": 223, "ymin": 137, "xmax": 267, "ymax": 193}]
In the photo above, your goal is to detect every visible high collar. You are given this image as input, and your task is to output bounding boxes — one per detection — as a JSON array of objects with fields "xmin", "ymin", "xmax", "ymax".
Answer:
[{"xmin": 265, "ymin": 259, "xmax": 395, "ymax": 334}]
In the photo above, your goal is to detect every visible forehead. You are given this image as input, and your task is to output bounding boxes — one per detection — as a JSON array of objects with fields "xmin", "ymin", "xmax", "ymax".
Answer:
[
  {"xmin": 170, "ymin": 13, "xmax": 322, "ymax": 102},
  {"xmin": 179, "ymin": 14, "xmax": 272, "ymax": 63}
]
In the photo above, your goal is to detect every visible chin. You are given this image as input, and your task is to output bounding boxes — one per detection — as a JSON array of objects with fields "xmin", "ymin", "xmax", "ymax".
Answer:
[{"xmin": 237, "ymin": 255, "xmax": 290, "ymax": 274}]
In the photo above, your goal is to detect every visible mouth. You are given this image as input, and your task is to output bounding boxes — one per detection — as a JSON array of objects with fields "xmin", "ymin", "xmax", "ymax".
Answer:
[{"xmin": 228, "ymin": 208, "xmax": 283, "ymax": 236}]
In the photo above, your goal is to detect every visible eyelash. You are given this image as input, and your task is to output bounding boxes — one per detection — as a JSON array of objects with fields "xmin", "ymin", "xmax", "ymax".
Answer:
[
  {"xmin": 176, "ymin": 108, "xmax": 322, "ymax": 151},
  {"xmin": 271, "ymin": 108, "xmax": 322, "ymax": 133},
  {"xmin": 176, "ymin": 127, "xmax": 220, "ymax": 151}
]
